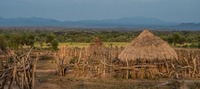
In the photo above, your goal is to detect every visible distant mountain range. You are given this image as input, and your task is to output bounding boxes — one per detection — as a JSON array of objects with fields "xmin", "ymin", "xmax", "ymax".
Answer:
[
  {"xmin": 0, "ymin": 16, "xmax": 200, "ymax": 30},
  {"xmin": 0, "ymin": 16, "xmax": 175, "ymax": 26}
]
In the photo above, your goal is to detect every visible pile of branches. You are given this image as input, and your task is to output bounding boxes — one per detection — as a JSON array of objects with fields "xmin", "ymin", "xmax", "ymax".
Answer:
[{"xmin": 0, "ymin": 48, "xmax": 38, "ymax": 89}]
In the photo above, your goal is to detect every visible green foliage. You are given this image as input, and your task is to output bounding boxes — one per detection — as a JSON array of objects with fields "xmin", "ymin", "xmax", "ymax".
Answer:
[
  {"xmin": 197, "ymin": 35, "xmax": 200, "ymax": 43},
  {"xmin": 46, "ymin": 33, "xmax": 56, "ymax": 43},
  {"xmin": 0, "ymin": 28, "xmax": 200, "ymax": 49},
  {"xmin": 172, "ymin": 32, "xmax": 186, "ymax": 45},
  {"xmin": 51, "ymin": 39, "xmax": 59, "ymax": 50},
  {"xmin": 0, "ymin": 35, "xmax": 8, "ymax": 51},
  {"xmin": 21, "ymin": 33, "xmax": 35, "ymax": 47},
  {"xmin": 172, "ymin": 33, "xmax": 180, "ymax": 45},
  {"xmin": 8, "ymin": 33, "xmax": 22, "ymax": 49}
]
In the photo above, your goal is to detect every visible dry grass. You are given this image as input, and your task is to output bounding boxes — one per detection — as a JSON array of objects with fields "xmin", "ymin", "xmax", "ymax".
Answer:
[
  {"xmin": 119, "ymin": 29, "xmax": 178, "ymax": 61},
  {"xmin": 59, "ymin": 42, "xmax": 128, "ymax": 48}
]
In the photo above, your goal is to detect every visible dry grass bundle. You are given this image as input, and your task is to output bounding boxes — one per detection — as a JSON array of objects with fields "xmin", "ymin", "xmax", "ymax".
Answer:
[{"xmin": 119, "ymin": 29, "xmax": 178, "ymax": 62}]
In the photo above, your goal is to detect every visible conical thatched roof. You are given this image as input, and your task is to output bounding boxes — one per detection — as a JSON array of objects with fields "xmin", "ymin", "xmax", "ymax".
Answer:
[
  {"xmin": 87, "ymin": 37, "xmax": 108, "ymax": 58},
  {"xmin": 119, "ymin": 29, "xmax": 178, "ymax": 62}
]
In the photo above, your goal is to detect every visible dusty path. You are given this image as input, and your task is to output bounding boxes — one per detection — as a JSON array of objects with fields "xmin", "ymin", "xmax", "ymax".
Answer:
[{"xmin": 35, "ymin": 69, "xmax": 61, "ymax": 89}]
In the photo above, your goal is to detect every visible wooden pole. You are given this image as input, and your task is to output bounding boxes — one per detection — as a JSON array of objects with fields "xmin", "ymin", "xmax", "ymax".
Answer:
[
  {"xmin": 8, "ymin": 77, "xmax": 13, "ymax": 89},
  {"xmin": 0, "ymin": 59, "xmax": 3, "ymax": 70},
  {"xmin": 78, "ymin": 48, "xmax": 82, "ymax": 63},
  {"xmin": 22, "ymin": 74, "xmax": 24, "ymax": 89},
  {"xmin": 192, "ymin": 57, "xmax": 196, "ymax": 78},
  {"xmin": 109, "ymin": 45, "xmax": 113, "ymax": 78},
  {"xmin": 11, "ymin": 65, "xmax": 17, "ymax": 89},
  {"xmin": 22, "ymin": 58, "xmax": 30, "ymax": 89},
  {"xmin": 32, "ymin": 54, "xmax": 38, "ymax": 88},
  {"xmin": 126, "ymin": 58, "xmax": 129, "ymax": 79},
  {"xmin": 103, "ymin": 57, "xmax": 106, "ymax": 78}
]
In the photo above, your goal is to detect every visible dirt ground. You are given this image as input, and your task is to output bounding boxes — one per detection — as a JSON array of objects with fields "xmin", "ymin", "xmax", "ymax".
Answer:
[{"xmin": 34, "ymin": 59, "xmax": 200, "ymax": 89}]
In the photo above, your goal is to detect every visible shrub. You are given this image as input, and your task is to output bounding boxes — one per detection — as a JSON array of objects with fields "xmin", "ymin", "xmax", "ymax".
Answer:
[
  {"xmin": 0, "ymin": 35, "xmax": 8, "ymax": 51},
  {"xmin": 51, "ymin": 39, "xmax": 59, "ymax": 50}
]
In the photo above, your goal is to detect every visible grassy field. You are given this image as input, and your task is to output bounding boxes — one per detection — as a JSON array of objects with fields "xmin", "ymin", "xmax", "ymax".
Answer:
[
  {"xmin": 59, "ymin": 42, "xmax": 128, "ymax": 48},
  {"xmin": 34, "ymin": 41, "xmax": 197, "ymax": 48},
  {"xmin": 32, "ymin": 42, "xmax": 128, "ymax": 49}
]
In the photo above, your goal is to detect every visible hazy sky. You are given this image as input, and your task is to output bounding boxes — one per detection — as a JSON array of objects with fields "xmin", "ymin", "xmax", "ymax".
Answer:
[{"xmin": 0, "ymin": 0, "xmax": 200, "ymax": 22}]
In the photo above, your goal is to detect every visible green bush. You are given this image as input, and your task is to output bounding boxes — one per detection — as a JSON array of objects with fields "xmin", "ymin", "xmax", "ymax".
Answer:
[
  {"xmin": 51, "ymin": 39, "xmax": 59, "ymax": 50},
  {"xmin": 0, "ymin": 35, "xmax": 8, "ymax": 51}
]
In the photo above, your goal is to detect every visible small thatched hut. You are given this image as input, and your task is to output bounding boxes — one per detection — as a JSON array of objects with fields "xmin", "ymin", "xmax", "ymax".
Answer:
[
  {"xmin": 118, "ymin": 29, "xmax": 178, "ymax": 79},
  {"xmin": 87, "ymin": 37, "xmax": 108, "ymax": 61}
]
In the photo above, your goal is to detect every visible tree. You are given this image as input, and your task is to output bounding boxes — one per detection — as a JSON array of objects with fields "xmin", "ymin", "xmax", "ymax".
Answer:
[
  {"xmin": 172, "ymin": 33, "xmax": 181, "ymax": 46},
  {"xmin": 167, "ymin": 37, "xmax": 173, "ymax": 44},
  {"xmin": 21, "ymin": 33, "xmax": 35, "ymax": 47},
  {"xmin": 46, "ymin": 33, "xmax": 56, "ymax": 43},
  {"xmin": 197, "ymin": 35, "xmax": 200, "ymax": 42},
  {"xmin": 0, "ymin": 35, "xmax": 8, "ymax": 52},
  {"xmin": 51, "ymin": 39, "xmax": 59, "ymax": 50},
  {"xmin": 8, "ymin": 33, "xmax": 22, "ymax": 49},
  {"xmin": 26, "ymin": 34, "xmax": 35, "ymax": 47},
  {"xmin": 197, "ymin": 35, "xmax": 200, "ymax": 48}
]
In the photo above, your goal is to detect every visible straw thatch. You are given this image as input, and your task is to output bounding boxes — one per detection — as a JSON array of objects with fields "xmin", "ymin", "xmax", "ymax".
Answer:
[
  {"xmin": 87, "ymin": 37, "xmax": 108, "ymax": 61},
  {"xmin": 119, "ymin": 29, "xmax": 178, "ymax": 62}
]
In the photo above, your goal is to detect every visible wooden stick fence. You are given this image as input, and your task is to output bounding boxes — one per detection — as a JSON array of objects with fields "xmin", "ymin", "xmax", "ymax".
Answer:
[
  {"xmin": 0, "ymin": 48, "xmax": 38, "ymax": 89},
  {"xmin": 55, "ymin": 47, "xmax": 200, "ymax": 79}
]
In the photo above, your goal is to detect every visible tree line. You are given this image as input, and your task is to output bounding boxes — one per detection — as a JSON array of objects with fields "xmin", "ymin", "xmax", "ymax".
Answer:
[{"xmin": 0, "ymin": 28, "xmax": 200, "ymax": 51}]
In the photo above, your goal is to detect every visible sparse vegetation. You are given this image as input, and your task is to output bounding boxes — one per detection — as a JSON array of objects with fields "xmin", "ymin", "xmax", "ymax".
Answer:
[
  {"xmin": 0, "ymin": 27, "xmax": 200, "ymax": 49},
  {"xmin": 1, "ymin": 27, "xmax": 200, "ymax": 89}
]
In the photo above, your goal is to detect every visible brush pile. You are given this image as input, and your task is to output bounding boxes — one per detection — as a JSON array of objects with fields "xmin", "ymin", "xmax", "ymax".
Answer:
[{"xmin": 0, "ymin": 48, "xmax": 38, "ymax": 89}]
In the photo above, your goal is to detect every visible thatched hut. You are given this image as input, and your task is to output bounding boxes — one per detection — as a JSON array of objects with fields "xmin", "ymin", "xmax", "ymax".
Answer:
[
  {"xmin": 87, "ymin": 37, "xmax": 108, "ymax": 61},
  {"xmin": 83, "ymin": 37, "xmax": 109, "ymax": 78},
  {"xmin": 119, "ymin": 29, "xmax": 177, "ymax": 61},
  {"xmin": 118, "ymin": 29, "xmax": 178, "ymax": 79}
]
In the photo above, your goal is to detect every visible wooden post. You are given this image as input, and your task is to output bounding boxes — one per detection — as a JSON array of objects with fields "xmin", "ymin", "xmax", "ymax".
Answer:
[
  {"xmin": 78, "ymin": 48, "xmax": 82, "ymax": 63},
  {"xmin": 75, "ymin": 48, "xmax": 77, "ymax": 57},
  {"xmin": 22, "ymin": 74, "xmax": 24, "ymax": 89},
  {"xmin": 0, "ymin": 59, "xmax": 3, "ymax": 70},
  {"xmin": 109, "ymin": 45, "xmax": 113, "ymax": 78},
  {"xmin": 192, "ymin": 57, "xmax": 196, "ymax": 78},
  {"xmin": 165, "ymin": 62, "xmax": 169, "ymax": 74},
  {"xmin": 32, "ymin": 54, "xmax": 38, "ymax": 88},
  {"xmin": 22, "ymin": 58, "xmax": 30, "ymax": 89},
  {"xmin": 126, "ymin": 58, "xmax": 129, "ymax": 79},
  {"xmin": 197, "ymin": 57, "xmax": 200, "ymax": 76},
  {"xmin": 12, "ymin": 65, "xmax": 17, "ymax": 82},
  {"xmin": 103, "ymin": 58, "xmax": 106, "ymax": 78},
  {"xmin": 8, "ymin": 77, "xmax": 13, "ymax": 89}
]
